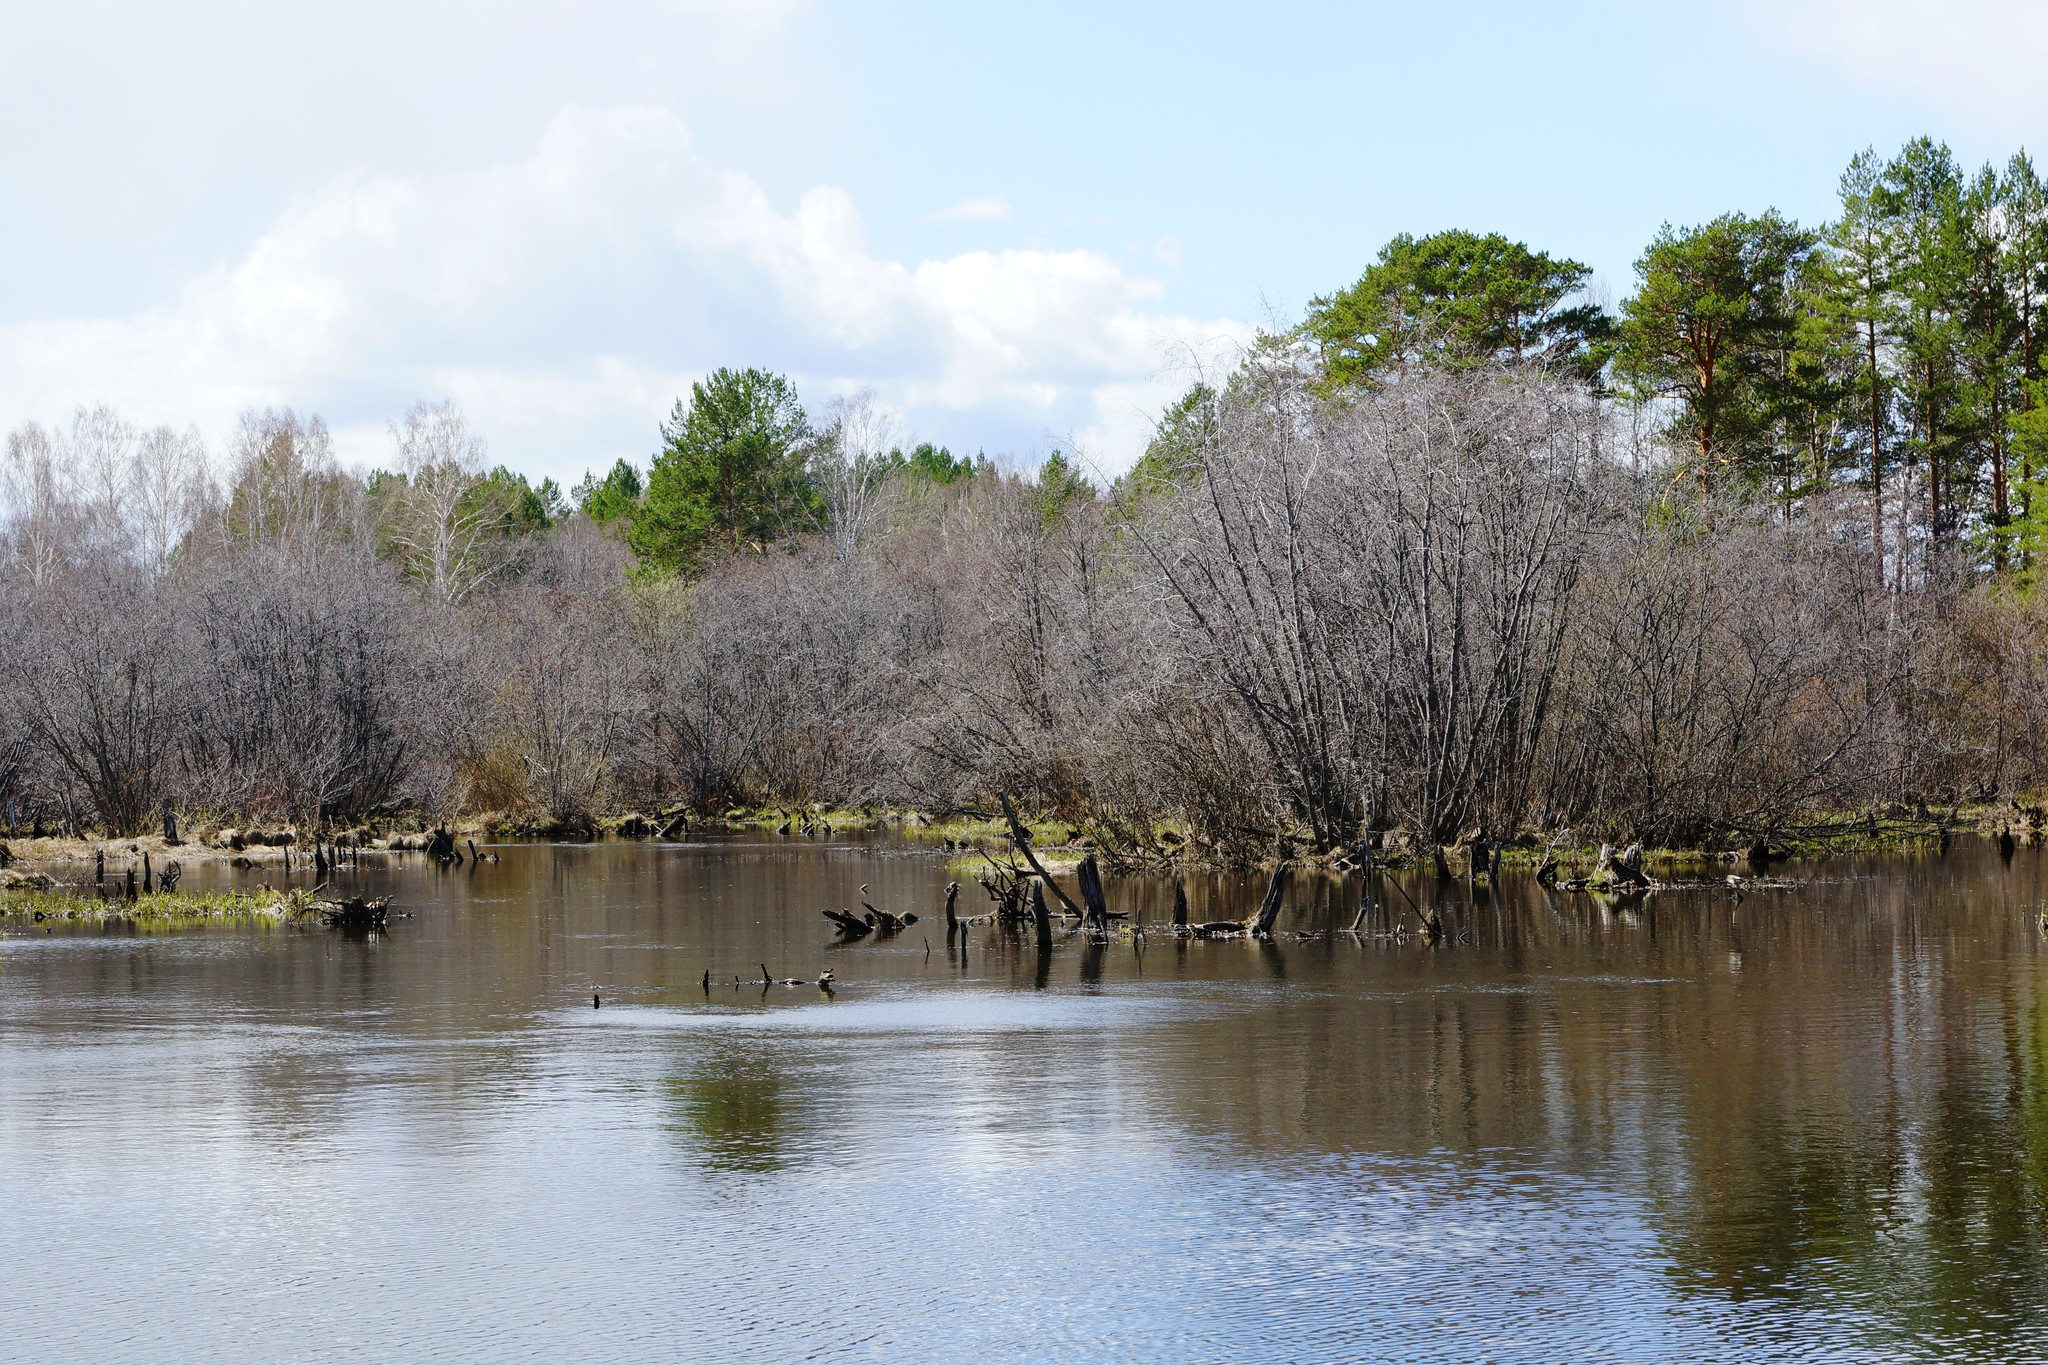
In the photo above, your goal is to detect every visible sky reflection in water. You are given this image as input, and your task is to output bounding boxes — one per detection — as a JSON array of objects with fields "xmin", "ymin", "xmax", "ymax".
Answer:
[{"xmin": 3, "ymin": 836, "xmax": 2046, "ymax": 1362}]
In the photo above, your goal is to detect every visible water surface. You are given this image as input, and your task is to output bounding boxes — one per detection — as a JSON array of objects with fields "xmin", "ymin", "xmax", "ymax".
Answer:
[{"xmin": 5, "ymin": 835, "xmax": 2047, "ymax": 1362}]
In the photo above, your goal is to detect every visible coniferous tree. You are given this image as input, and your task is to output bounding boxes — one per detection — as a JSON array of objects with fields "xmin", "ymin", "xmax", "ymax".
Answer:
[
  {"xmin": 573, "ymin": 460, "xmax": 643, "ymax": 525},
  {"xmin": 1304, "ymin": 230, "xmax": 1612, "ymax": 388},
  {"xmin": 1831, "ymin": 151, "xmax": 1902, "ymax": 576},
  {"xmin": 1617, "ymin": 212, "xmax": 1815, "ymax": 490},
  {"xmin": 1882, "ymin": 138, "xmax": 1970, "ymax": 561},
  {"xmin": 632, "ymin": 368, "xmax": 814, "ymax": 574}
]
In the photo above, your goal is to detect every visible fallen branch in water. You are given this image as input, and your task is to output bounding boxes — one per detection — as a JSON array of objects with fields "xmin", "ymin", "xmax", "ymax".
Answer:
[{"xmin": 999, "ymin": 792, "xmax": 1085, "ymax": 918}]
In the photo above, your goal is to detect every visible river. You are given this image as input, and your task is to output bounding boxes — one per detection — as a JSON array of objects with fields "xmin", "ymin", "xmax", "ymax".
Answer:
[{"xmin": 3, "ymin": 834, "xmax": 2046, "ymax": 1362}]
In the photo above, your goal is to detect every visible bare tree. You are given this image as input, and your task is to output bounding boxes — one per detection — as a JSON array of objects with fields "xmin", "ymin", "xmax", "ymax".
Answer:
[
  {"xmin": 810, "ymin": 388, "xmax": 902, "ymax": 562},
  {"xmin": 131, "ymin": 424, "xmax": 211, "ymax": 579},
  {"xmin": 379, "ymin": 401, "xmax": 521, "ymax": 606},
  {"xmin": 1126, "ymin": 358, "xmax": 1603, "ymax": 851},
  {"xmin": 215, "ymin": 408, "xmax": 361, "ymax": 558},
  {"xmin": 2, "ymin": 564, "xmax": 181, "ymax": 834},
  {"xmin": 0, "ymin": 423, "xmax": 78, "ymax": 587},
  {"xmin": 179, "ymin": 548, "xmax": 423, "ymax": 827}
]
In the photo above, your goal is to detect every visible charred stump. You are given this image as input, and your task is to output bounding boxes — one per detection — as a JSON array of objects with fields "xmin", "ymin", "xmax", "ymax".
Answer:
[
  {"xmin": 1249, "ymin": 865, "xmax": 1291, "ymax": 936},
  {"xmin": 1030, "ymin": 878, "xmax": 1053, "ymax": 951},
  {"xmin": 1076, "ymin": 854, "xmax": 1110, "ymax": 931}
]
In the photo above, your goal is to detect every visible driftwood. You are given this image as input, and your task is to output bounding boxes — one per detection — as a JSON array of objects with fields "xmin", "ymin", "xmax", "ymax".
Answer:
[
  {"xmin": 858, "ymin": 884, "xmax": 918, "ymax": 933},
  {"xmin": 823, "ymin": 908, "xmax": 872, "ymax": 938},
  {"xmin": 824, "ymin": 892, "xmax": 920, "ymax": 938},
  {"xmin": 1030, "ymin": 878, "xmax": 1052, "ymax": 951},
  {"xmin": 998, "ymin": 792, "xmax": 1085, "ymax": 918},
  {"xmin": 1171, "ymin": 881, "xmax": 1188, "ymax": 928},
  {"xmin": 317, "ymin": 895, "xmax": 390, "ymax": 929},
  {"xmin": 1586, "ymin": 842, "xmax": 1649, "ymax": 890}
]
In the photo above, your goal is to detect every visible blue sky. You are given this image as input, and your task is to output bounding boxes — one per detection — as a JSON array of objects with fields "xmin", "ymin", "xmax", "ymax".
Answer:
[{"xmin": 1, "ymin": 0, "xmax": 2041, "ymax": 483}]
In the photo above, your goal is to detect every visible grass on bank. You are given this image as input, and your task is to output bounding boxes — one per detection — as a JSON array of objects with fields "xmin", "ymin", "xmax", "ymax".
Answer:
[{"xmin": 0, "ymin": 885, "xmax": 322, "ymax": 927}]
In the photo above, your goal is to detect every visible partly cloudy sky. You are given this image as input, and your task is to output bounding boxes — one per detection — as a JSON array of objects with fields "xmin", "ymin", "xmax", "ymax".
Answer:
[{"xmin": 1, "ymin": 0, "xmax": 2042, "ymax": 484}]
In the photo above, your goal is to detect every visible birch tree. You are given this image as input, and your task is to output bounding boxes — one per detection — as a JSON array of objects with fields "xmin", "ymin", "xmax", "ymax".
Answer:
[{"xmin": 379, "ymin": 401, "xmax": 520, "ymax": 606}]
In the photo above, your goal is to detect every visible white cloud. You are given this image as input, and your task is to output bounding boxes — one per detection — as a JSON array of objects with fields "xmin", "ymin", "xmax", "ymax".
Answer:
[
  {"xmin": 1762, "ymin": 0, "xmax": 2048, "ymax": 130},
  {"xmin": 0, "ymin": 106, "xmax": 1247, "ymax": 479},
  {"xmin": 930, "ymin": 196, "xmax": 1014, "ymax": 223}
]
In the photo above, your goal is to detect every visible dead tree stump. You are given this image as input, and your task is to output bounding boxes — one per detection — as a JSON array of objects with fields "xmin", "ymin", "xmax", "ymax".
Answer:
[
  {"xmin": 1030, "ymin": 878, "xmax": 1053, "ymax": 951},
  {"xmin": 1076, "ymin": 854, "xmax": 1109, "ymax": 931},
  {"xmin": 1249, "ymin": 865, "xmax": 1291, "ymax": 936}
]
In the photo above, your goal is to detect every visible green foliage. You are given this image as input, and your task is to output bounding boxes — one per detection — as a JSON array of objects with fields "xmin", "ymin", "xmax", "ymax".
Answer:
[
  {"xmin": 632, "ymin": 368, "xmax": 815, "ymax": 573},
  {"xmin": 573, "ymin": 459, "xmax": 643, "ymax": 524},
  {"xmin": 1118, "ymin": 383, "xmax": 1216, "ymax": 502},
  {"xmin": 1827, "ymin": 149, "xmax": 1899, "ymax": 508},
  {"xmin": 488, "ymin": 467, "xmax": 563, "ymax": 532},
  {"xmin": 1304, "ymin": 229, "xmax": 1613, "ymax": 388},
  {"xmin": 1999, "ymin": 378, "xmax": 2048, "ymax": 582},
  {"xmin": 1617, "ymin": 210, "xmax": 1816, "ymax": 487},
  {"xmin": 1033, "ymin": 450, "xmax": 1093, "ymax": 524},
  {"xmin": 903, "ymin": 441, "xmax": 981, "ymax": 485}
]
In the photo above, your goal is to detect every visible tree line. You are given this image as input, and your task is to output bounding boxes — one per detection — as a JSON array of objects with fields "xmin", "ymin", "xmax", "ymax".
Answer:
[
  {"xmin": 5, "ymin": 135, "xmax": 2048, "ymax": 859},
  {"xmin": 1301, "ymin": 138, "xmax": 2048, "ymax": 588}
]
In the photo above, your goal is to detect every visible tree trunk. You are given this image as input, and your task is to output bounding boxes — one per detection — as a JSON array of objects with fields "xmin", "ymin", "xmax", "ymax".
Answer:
[
  {"xmin": 1249, "ymin": 865, "xmax": 1291, "ymax": 936},
  {"xmin": 1075, "ymin": 854, "xmax": 1109, "ymax": 931},
  {"xmin": 1869, "ymin": 320, "xmax": 1885, "ymax": 581}
]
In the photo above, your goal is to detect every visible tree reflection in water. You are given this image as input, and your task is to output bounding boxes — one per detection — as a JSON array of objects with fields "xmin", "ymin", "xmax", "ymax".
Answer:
[{"xmin": 669, "ymin": 1040, "xmax": 801, "ymax": 1174}]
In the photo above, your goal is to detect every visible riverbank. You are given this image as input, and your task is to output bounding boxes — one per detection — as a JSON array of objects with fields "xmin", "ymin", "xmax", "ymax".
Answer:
[
  {"xmin": 3, "ymin": 797, "xmax": 2030, "ymax": 882},
  {"xmin": 677, "ymin": 799, "xmax": 2029, "ymax": 878}
]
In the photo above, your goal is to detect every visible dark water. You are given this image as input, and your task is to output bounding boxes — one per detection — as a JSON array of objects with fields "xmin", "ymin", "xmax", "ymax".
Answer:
[{"xmin": 5, "ymin": 835, "xmax": 2048, "ymax": 1362}]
